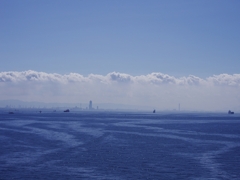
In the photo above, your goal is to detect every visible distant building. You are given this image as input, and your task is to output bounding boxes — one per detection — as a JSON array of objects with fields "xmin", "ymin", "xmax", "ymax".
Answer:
[{"xmin": 89, "ymin": 100, "xmax": 92, "ymax": 110}]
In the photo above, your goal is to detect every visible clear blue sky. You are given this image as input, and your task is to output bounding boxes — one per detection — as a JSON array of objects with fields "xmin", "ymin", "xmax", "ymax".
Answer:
[{"xmin": 1, "ymin": 0, "xmax": 240, "ymax": 77}]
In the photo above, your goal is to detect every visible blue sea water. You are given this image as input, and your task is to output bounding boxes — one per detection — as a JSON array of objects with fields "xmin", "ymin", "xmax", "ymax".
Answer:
[{"xmin": 0, "ymin": 110, "xmax": 240, "ymax": 180}]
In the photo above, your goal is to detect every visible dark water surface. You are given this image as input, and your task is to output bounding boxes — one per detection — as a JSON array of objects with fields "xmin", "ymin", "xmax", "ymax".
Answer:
[{"xmin": 0, "ymin": 111, "xmax": 240, "ymax": 179}]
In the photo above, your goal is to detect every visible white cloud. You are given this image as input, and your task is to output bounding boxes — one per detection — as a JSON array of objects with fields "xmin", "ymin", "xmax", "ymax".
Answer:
[
  {"xmin": 207, "ymin": 74, "xmax": 240, "ymax": 86},
  {"xmin": 0, "ymin": 70, "xmax": 240, "ymax": 111}
]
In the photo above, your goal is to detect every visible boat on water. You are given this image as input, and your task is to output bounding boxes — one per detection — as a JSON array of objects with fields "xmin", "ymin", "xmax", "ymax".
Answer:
[
  {"xmin": 153, "ymin": 109, "xmax": 156, "ymax": 113},
  {"xmin": 64, "ymin": 109, "xmax": 70, "ymax": 112},
  {"xmin": 228, "ymin": 110, "xmax": 234, "ymax": 114}
]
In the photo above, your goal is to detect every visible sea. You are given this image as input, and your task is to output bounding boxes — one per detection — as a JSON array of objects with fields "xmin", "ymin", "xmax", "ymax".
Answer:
[{"xmin": 0, "ymin": 110, "xmax": 240, "ymax": 180}]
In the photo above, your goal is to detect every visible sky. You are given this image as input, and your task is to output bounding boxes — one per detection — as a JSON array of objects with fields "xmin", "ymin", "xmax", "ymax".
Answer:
[{"xmin": 1, "ymin": 0, "xmax": 240, "ymax": 111}]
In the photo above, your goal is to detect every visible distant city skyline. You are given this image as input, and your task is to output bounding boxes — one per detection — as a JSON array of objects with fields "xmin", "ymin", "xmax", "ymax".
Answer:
[{"xmin": 0, "ymin": 70, "xmax": 239, "ymax": 112}]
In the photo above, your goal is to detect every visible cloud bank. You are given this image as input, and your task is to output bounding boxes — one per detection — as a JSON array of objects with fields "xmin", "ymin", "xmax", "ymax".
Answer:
[{"xmin": 1, "ymin": 70, "xmax": 240, "ymax": 111}]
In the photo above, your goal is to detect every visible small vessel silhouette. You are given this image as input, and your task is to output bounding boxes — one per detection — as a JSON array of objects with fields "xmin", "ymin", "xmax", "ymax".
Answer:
[
  {"xmin": 64, "ymin": 109, "xmax": 70, "ymax": 112},
  {"xmin": 228, "ymin": 110, "xmax": 234, "ymax": 114},
  {"xmin": 153, "ymin": 109, "xmax": 156, "ymax": 113}
]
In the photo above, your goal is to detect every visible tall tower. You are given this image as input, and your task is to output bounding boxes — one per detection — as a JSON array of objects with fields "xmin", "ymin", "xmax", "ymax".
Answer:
[{"xmin": 89, "ymin": 100, "xmax": 92, "ymax": 110}]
